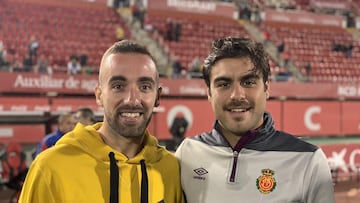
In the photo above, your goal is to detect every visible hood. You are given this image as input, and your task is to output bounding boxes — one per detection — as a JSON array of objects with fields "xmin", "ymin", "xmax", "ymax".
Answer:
[{"xmin": 56, "ymin": 122, "xmax": 164, "ymax": 164}]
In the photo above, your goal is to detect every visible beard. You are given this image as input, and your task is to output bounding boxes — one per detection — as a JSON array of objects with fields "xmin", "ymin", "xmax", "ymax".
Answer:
[{"xmin": 105, "ymin": 109, "xmax": 152, "ymax": 138}]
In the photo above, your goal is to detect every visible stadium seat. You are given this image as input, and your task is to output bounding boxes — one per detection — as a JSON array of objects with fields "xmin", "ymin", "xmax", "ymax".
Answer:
[{"xmin": 0, "ymin": 143, "xmax": 27, "ymax": 189}]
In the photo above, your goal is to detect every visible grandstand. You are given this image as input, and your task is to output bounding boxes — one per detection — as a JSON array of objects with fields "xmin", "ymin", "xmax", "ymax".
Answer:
[
  {"xmin": 0, "ymin": 0, "xmax": 130, "ymax": 73},
  {"xmin": 0, "ymin": 0, "xmax": 360, "ymax": 202},
  {"xmin": 262, "ymin": 14, "xmax": 360, "ymax": 83}
]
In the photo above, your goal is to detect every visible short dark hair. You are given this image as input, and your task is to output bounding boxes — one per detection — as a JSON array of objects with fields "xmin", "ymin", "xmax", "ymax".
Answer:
[
  {"xmin": 77, "ymin": 107, "xmax": 95, "ymax": 122},
  {"xmin": 99, "ymin": 40, "xmax": 159, "ymax": 83},
  {"xmin": 57, "ymin": 112, "xmax": 74, "ymax": 124},
  {"xmin": 202, "ymin": 37, "xmax": 270, "ymax": 88},
  {"xmin": 101, "ymin": 40, "xmax": 157, "ymax": 67}
]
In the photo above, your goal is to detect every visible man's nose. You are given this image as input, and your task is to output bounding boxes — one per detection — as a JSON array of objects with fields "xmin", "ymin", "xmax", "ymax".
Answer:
[
  {"xmin": 230, "ymin": 84, "xmax": 246, "ymax": 100},
  {"xmin": 124, "ymin": 86, "xmax": 141, "ymax": 105}
]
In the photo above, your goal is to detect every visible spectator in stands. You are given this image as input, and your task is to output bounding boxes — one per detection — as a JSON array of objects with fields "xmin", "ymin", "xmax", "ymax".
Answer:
[
  {"xmin": 131, "ymin": 1, "xmax": 139, "ymax": 22},
  {"xmin": 0, "ymin": 44, "xmax": 12, "ymax": 72},
  {"xmin": 113, "ymin": 0, "xmax": 128, "ymax": 8},
  {"xmin": 165, "ymin": 18, "xmax": 174, "ymax": 41},
  {"xmin": 332, "ymin": 41, "xmax": 341, "ymax": 52},
  {"xmin": 0, "ymin": 40, "xmax": 3, "ymax": 53},
  {"xmin": 131, "ymin": 1, "xmax": 146, "ymax": 29},
  {"xmin": 251, "ymin": 4, "xmax": 262, "ymax": 25},
  {"xmin": 0, "ymin": 40, "xmax": 6, "ymax": 69},
  {"xmin": 345, "ymin": 43, "xmax": 353, "ymax": 58},
  {"xmin": 11, "ymin": 55, "xmax": 24, "ymax": 73},
  {"xmin": 175, "ymin": 37, "xmax": 335, "ymax": 203},
  {"xmin": 304, "ymin": 61, "xmax": 312, "ymax": 81},
  {"xmin": 189, "ymin": 56, "xmax": 202, "ymax": 78},
  {"xmin": 332, "ymin": 41, "xmax": 347, "ymax": 52},
  {"xmin": 19, "ymin": 40, "xmax": 185, "ymax": 203},
  {"xmin": 74, "ymin": 107, "xmax": 96, "ymax": 126},
  {"xmin": 171, "ymin": 54, "xmax": 182, "ymax": 78},
  {"xmin": 179, "ymin": 68, "xmax": 189, "ymax": 79},
  {"xmin": 332, "ymin": 41, "xmax": 354, "ymax": 58},
  {"xmin": 173, "ymin": 20, "xmax": 182, "ymax": 42},
  {"xmin": 79, "ymin": 49, "xmax": 88, "ymax": 68},
  {"xmin": 276, "ymin": 66, "xmax": 292, "ymax": 82},
  {"xmin": 164, "ymin": 18, "xmax": 181, "ymax": 42},
  {"xmin": 238, "ymin": 4, "xmax": 251, "ymax": 20},
  {"xmin": 78, "ymin": 49, "xmax": 93, "ymax": 75},
  {"xmin": 35, "ymin": 112, "xmax": 76, "ymax": 155},
  {"xmin": 345, "ymin": 11, "xmax": 356, "ymax": 28},
  {"xmin": 22, "ymin": 53, "xmax": 34, "ymax": 73},
  {"xmin": 28, "ymin": 35, "xmax": 39, "ymax": 64},
  {"xmin": 35, "ymin": 54, "xmax": 52, "ymax": 74},
  {"xmin": 190, "ymin": 56, "xmax": 200, "ymax": 71},
  {"xmin": 138, "ymin": 2, "xmax": 146, "ymax": 29},
  {"xmin": 67, "ymin": 56, "xmax": 82, "ymax": 75},
  {"xmin": 276, "ymin": 40, "xmax": 285, "ymax": 59},
  {"xmin": 281, "ymin": 50, "xmax": 291, "ymax": 68}
]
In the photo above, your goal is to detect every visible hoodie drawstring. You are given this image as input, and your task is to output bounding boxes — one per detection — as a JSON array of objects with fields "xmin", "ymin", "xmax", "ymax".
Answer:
[
  {"xmin": 108, "ymin": 153, "xmax": 149, "ymax": 203},
  {"xmin": 140, "ymin": 159, "xmax": 149, "ymax": 203},
  {"xmin": 109, "ymin": 152, "xmax": 119, "ymax": 203}
]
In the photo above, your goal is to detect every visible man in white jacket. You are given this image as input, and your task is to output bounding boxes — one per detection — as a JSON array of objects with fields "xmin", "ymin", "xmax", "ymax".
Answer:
[{"xmin": 175, "ymin": 37, "xmax": 335, "ymax": 203}]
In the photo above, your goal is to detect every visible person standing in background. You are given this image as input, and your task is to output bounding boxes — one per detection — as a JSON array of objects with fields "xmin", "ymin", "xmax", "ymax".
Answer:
[
  {"xmin": 35, "ymin": 112, "xmax": 76, "ymax": 155},
  {"xmin": 74, "ymin": 107, "xmax": 96, "ymax": 126},
  {"xmin": 175, "ymin": 37, "xmax": 335, "ymax": 203},
  {"xmin": 28, "ymin": 35, "xmax": 39, "ymax": 64},
  {"xmin": 170, "ymin": 112, "xmax": 188, "ymax": 150},
  {"xmin": 67, "ymin": 56, "xmax": 82, "ymax": 75}
]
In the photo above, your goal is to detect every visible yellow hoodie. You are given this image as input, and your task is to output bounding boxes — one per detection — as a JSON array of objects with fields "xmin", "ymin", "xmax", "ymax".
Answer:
[{"xmin": 19, "ymin": 123, "xmax": 185, "ymax": 203}]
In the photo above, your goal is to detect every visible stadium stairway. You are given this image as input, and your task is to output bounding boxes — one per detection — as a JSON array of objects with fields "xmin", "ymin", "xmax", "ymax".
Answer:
[
  {"xmin": 116, "ymin": 8, "xmax": 170, "ymax": 76},
  {"xmin": 240, "ymin": 20, "xmax": 305, "ymax": 82}
]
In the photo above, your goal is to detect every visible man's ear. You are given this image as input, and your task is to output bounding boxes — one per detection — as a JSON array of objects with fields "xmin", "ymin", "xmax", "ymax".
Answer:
[
  {"xmin": 207, "ymin": 87, "xmax": 211, "ymax": 101},
  {"xmin": 95, "ymin": 85, "xmax": 103, "ymax": 106},
  {"xmin": 155, "ymin": 87, "xmax": 162, "ymax": 107}
]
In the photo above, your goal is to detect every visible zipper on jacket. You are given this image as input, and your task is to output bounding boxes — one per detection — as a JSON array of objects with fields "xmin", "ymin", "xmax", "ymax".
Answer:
[{"xmin": 229, "ymin": 150, "xmax": 239, "ymax": 183}]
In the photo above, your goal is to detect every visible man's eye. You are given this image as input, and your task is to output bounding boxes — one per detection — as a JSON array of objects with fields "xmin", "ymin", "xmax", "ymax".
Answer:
[
  {"xmin": 113, "ymin": 84, "xmax": 124, "ymax": 90},
  {"xmin": 140, "ymin": 84, "xmax": 153, "ymax": 91},
  {"xmin": 216, "ymin": 82, "xmax": 230, "ymax": 88},
  {"xmin": 243, "ymin": 79, "xmax": 256, "ymax": 86}
]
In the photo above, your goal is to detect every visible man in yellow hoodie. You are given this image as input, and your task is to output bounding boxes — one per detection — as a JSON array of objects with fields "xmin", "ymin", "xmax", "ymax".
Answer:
[{"xmin": 19, "ymin": 40, "xmax": 186, "ymax": 203}]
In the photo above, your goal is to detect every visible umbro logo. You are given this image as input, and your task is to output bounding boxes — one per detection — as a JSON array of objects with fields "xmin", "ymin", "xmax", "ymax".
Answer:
[
  {"xmin": 194, "ymin": 167, "xmax": 208, "ymax": 175},
  {"xmin": 193, "ymin": 167, "xmax": 208, "ymax": 180}
]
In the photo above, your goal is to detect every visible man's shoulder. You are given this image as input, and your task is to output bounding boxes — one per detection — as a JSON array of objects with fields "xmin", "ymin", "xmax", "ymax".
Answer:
[
  {"xmin": 160, "ymin": 146, "xmax": 177, "ymax": 159},
  {"xmin": 35, "ymin": 143, "xmax": 78, "ymax": 163},
  {"xmin": 251, "ymin": 130, "xmax": 319, "ymax": 153}
]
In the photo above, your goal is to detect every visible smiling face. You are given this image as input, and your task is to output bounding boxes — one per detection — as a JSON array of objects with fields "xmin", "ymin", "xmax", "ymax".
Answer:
[
  {"xmin": 95, "ymin": 53, "xmax": 160, "ymax": 139},
  {"xmin": 208, "ymin": 57, "xmax": 269, "ymax": 137}
]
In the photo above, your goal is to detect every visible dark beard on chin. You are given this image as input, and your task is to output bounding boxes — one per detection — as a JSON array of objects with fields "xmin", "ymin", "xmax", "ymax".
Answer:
[{"xmin": 107, "ymin": 113, "xmax": 152, "ymax": 138}]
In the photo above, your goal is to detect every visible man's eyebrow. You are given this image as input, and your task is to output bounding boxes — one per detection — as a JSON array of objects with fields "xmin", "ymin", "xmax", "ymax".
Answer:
[
  {"xmin": 213, "ymin": 76, "xmax": 232, "ymax": 83},
  {"xmin": 108, "ymin": 76, "xmax": 126, "ymax": 84},
  {"xmin": 138, "ymin": 76, "xmax": 156, "ymax": 84},
  {"xmin": 213, "ymin": 71, "xmax": 260, "ymax": 83},
  {"xmin": 108, "ymin": 76, "xmax": 156, "ymax": 84},
  {"xmin": 241, "ymin": 72, "xmax": 260, "ymax": 80}
]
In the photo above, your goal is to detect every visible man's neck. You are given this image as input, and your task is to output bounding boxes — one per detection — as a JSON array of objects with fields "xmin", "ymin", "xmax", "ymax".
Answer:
[{"xmin": 97, "ymin": 128, "xmax": 144, "ymax": 159}]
